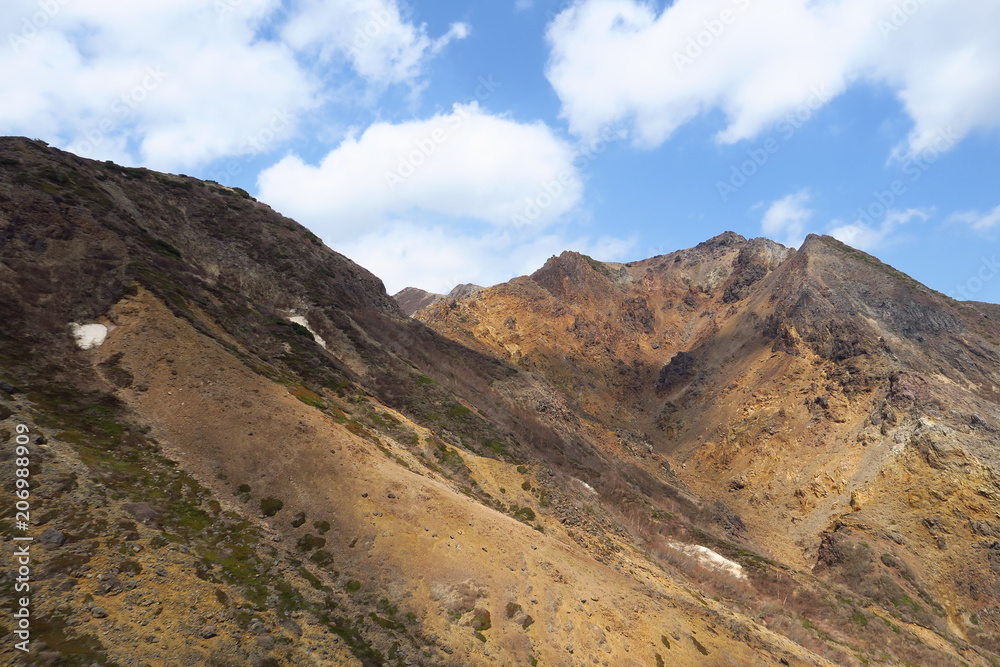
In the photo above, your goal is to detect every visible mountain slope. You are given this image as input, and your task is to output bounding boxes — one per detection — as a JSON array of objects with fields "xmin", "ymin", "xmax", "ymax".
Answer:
[
  {"xmin": 0, "ymin": 138, "xmax": 866, "ymax": 666},
  {"xmin": 414, "ymin": 232, "xmax": 1000, "ymax": 663}
]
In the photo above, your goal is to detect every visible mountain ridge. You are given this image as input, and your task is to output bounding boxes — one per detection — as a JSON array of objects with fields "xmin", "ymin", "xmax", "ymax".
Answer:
[
  {"xmin": 2, "ymin": 136, "xmax": 998, "ymax": 665},
  {"xmin": 413, "ymin": 224, "xmax": 1000, "ymax": 660}
]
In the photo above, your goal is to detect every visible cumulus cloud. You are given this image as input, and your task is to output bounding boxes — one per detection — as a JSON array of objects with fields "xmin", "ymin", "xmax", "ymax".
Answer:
[
  {"xmin": 0, "ymin": 1, "xmax": 314, "ymax": 170},
  {"xmin": 829, "ymin": 208, "xmax": 930, "ymax": 250},
  {"xmin": 545, "ymin": 0, "xmax": 1000, "ymax": 155},
  {"xmin": 0, "ymin": 0, "xmax": 465, "ymax": 170},
  {"xmin": 336, "ymin": 222, "xmax": 634, "ymax": 294},
  {"xmin": 760, "ymin": 191, "xmax": 812, "ymax": 247},
  {"xmin": 256, "ymin": 102, "xmax": 584, "ymax": 233},
  {"xmin": 282, "ymin": 0, "xmax": 468, "ymax": 85},
  {"xmin": 255, "ymin": 102, "xmax": 625, "ymax": 292},
  {"xmin": 948, "ymin": 205, "xmax": 1000, "ymax": 234}
]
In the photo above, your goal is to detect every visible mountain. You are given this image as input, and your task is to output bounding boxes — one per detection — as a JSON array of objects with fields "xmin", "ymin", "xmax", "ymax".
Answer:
[
  {"xmin": 394, "ymin": 284, "xmax": 483, "ymax": 317},
  {"xmin": 412, "ymin": 232, "xmax": 1000, "ymax": 664},
  {"xmin": 0, "ymin": 136, "xmax": 997, "ymax": 666}
]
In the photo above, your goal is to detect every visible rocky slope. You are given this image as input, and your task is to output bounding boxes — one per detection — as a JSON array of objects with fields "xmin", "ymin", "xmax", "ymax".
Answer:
[
  {"xmin": 414, "ymin": 232, "xmax": 1000, "ymax": 665},
  {"xmin": 394, "ymin": 285, "xmax": 483, "ymax": 317},
  {"xmin": 0, "ymin": 137, "xmax": 884, "ymax": 666}
]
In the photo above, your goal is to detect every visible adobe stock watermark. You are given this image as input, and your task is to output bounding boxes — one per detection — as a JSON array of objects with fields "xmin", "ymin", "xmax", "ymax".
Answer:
[
  {"xmin": 511, "ymin": 123, "xmax": 627, "ymax": 225},
  {"xmin": 952, "ymin": 256, "xmax": 1000, "ymax": 301},
  {"xmin": 716, "ymin": 84, "xmax": 832, "ymax": 202},
  {"xmin": 7, "ymin": 0, "xmax": 71, "ymax": 53},
  {"xmin": 349, "ymin": 8, "xmax": 394, "ymax": 54},
  {"xmin": 674, "ymin": 0, "xmax": 753, "ymax": 73},
  {"xmin": 383, "ymin": 75, "xmax": 501, "ymax": 192},
  {"xmin": 10, "ymin": 422, "xmax": 34, "ymax": 653},
  {"xmin": 73, "ymin": 66, "xmax": 168, "ymax": 156},
  {"xmin": 213, "ymin": 108, "xmax": 295, "ymax": 186},
  {"xmin": 214, "ymin": 0, "xmax": 246, "ymax": 20},
  {"xmin": 878, "ymin": 0, "xmax": 929, "ymax": 39},
  {"xmin": 848, "ymin": 126, "xmax": 959, "ymax": 230}
]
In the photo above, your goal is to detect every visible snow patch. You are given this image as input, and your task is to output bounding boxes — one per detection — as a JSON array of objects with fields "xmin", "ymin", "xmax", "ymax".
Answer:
[
  {"xmin": 668, "ymin": 542, "xmax": 746, "ymax": 580},
  {"xmin": 288, "ymin": 315, "xmax": 327, "ymax": 350},
  {"xmin": 571, "ymin": 477, "xmax": 597, "ymax": 495},
  {"xmin": 71, "ymin": 323, "xmax": 108, "ymax": 350}
]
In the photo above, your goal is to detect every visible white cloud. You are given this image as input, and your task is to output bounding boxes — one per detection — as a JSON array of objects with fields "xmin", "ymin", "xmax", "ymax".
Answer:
[
  {"xmin": 335, "ymin": 222, "xmax": 634, "ymax": 294},
  {"xmin": 0, "ymin": 1, "xmax": 317, "ymax": 170},
  {"xmin": 282, "ymin": 0, "xmax": 468, "ymax": 85},
  {"xmin": 545, "ymin": 0, "xmax": 1000, "ymax": 155},
  {"xmin": 829, "ymin": 207, "xmax": 930, "ymax": 250},
  {"xmin": 948, "ymin": 205, "xmax": 1000, "ymax": 233},
  {"xmin": 0, "ymin": 0, "xmax": 465, "ymax": 170},
  {"xmin": 760, "ymin": 191, "xmax": 812, "ymax": 247},
  {"xmin": 255, "ymin": 102, "xmax": 603, "ymax": 293},
  {"xmin": 254, "ymin": 100, "xmax": 623, "ymax": 293},
  {"xmin": 256, "ymin": 103, "xmax": 584, "ymax": 234},
  {"xmin": 432, "ymin": 23, "xmax": 471, "ymax": 53}
]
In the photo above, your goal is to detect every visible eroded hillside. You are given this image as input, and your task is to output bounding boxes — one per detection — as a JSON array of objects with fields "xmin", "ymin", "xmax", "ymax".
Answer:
[
  {"xmin": 0, "ymin": 137, "xmax": 896, "ymax": 666},
  {"xmin": 415, "ymin": 232, "xmax": 1000, "ymax": 664}
]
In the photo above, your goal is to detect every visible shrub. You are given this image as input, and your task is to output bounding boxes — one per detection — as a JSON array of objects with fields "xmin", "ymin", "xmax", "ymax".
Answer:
[
  {"xmin": 288, "ymin": 322, "xmax": 314, "ymax": 340},
  {"xmin": 470, "ymin": 609, "xmax": 491, "ymax": 632},
  {"xmin": 297, "ymin": 534, "xmax": 326, "ymax": 552},
  {"xmin": 447, "ymin": 402, "xmax": 472, "ymax": 419},
  {"xmin": 149, "ymin": 238, "xmax": 182, "ymax": 259},
  {"xmin": 511, "ymin": 506, "xmax": 535, "ymax": 523},
  {"xmin": 260, "ymin": 497, "xmax": 283, "ymax": 517},
  {"xmin": 309, "ymin": 550, "xmax": 333, "ymax": 567}
]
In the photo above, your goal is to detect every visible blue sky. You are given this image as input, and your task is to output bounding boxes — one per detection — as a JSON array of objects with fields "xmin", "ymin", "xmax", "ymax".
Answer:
[{"xmin": 3, "ymin": 0, "xmax": 999, "ymax": 301}]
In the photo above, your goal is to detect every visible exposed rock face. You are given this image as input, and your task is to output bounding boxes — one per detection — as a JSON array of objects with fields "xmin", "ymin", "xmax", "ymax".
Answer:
[
  {"xmin": 418, "ymin": 230, "xmax": 1000, "ymax": 664},
  {"xmin": 417, "ymin": 234, "xmax": 794, "ymax": 427},
  {"xmin": 394, "ymin": 283, "xmax": 483, "ymax": 316},
  {"xmin": 3, "ymin": 136, "xmax": 1000, "ymax": 666},
  {"xmin": 394, "ymin": 286, "xmax": 443, "ymax": 316}
]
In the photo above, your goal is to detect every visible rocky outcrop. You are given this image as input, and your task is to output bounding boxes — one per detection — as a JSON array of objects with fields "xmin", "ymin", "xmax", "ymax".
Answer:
[{"xmin": 394, "ymin": 286, "xmax": 444, "ymax": 316}]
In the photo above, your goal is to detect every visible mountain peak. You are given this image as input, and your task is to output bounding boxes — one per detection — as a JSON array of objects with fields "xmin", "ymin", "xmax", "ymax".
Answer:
[
  {"xmin": 393, "ymin": 286, "xmax": 443, "ymax": 316},
  {"xmin": 696, "ymin": 230, "xmax": 747, "ymax": 249}
]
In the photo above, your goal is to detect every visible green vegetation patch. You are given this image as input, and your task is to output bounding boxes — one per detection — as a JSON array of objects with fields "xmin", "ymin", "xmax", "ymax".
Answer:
[
  {"xmin": 581, "ymin": 253, "xmax": 612, "ymax": 277},
  {"xmin": 297, "ymin": 533, "xmax": 326, "ymax": 552},
  {"xmin": 446, "ymin": 402, "xmax": 472, "ymax": 419},
  {"xmin": 149, "ymin": 238, "xmax": 183, "ymax": 259},
  {"xmin": 290, "ymin": 385, "xmax": 325, "ymax": 408},
  {"xmin": 260, "ymin": 497, "xmax": 284, "ymax": 517},
  {"xmin": 309, "ymin": 550, "xmax": 334, "ymax": 567}
]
